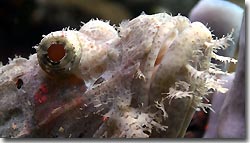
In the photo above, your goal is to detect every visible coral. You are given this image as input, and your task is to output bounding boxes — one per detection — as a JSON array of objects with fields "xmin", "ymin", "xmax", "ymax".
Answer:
[
  {"xmin": 0, "ymin": 13, "xmax": 236, "ymax": 138},
  {"xmin": 204, "ymin": 14, "xmax": 245, "ymax": 138}
]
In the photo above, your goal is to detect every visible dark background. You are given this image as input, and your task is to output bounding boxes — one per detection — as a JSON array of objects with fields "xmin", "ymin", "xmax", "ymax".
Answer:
[
  {"xmin": 0, "ymin": 0, "xmax": 245, "ymax": 138},
  {"xmin": 0, "ymin": 0, "xmax": 244, "ymax": 65}
]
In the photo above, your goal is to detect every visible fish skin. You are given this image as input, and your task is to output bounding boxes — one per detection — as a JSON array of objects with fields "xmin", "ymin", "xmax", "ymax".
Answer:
[{"xmin": 0, "ymin": 13, "xmax": 236, "ymax": 138}]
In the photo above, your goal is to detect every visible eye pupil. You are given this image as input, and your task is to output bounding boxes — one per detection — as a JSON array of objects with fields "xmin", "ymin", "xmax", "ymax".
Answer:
[{"xmin": 47, "ymin": 44, "xmax": 65, "ymax": 62}]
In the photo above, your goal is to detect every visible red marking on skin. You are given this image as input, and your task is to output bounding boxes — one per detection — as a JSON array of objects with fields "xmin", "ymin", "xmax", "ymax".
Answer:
[
  {"xmin": 39, "ymin": 95, "xmax": 47, "ymax": 103},
  {"xmin": 102, "ymin": 116, "xmax": 109, "ymax": 122},
  {"xmin": 39, "ymin": 84, "xmax": 48, "ymax": 94},
  {"xmin": 35, "ymin": 93, "xmax": 47, "ymax": 104},
  {"xmin": 34, "ymin": 84, "xmax": 49, "ymax": 104}
]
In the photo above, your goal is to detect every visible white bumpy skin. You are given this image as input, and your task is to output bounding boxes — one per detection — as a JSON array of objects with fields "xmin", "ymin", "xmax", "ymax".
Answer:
[{"xmin": 0, "ymin": 13, "xmax": 237, "ymax": 138}]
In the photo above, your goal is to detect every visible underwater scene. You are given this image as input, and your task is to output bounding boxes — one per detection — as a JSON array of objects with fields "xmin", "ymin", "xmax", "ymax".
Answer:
[{"xmin": 0, "ymin": 0, "xmax": 246, "ymax": 139}]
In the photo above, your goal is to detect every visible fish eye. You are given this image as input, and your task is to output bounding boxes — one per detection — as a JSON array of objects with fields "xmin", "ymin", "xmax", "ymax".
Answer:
[
  {"xmin": 36, "ymin": 31, "xmax": 82, "ymax": 76},
  {"xmin": 47, "ymin": 43, "xmax": 66, "ymax": 63}
]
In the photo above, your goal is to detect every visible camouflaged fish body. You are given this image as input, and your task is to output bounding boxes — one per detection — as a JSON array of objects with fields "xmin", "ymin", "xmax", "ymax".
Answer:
[{"xmin": 0, "ymin": 13, "xmax": 236, "ymax": 138}]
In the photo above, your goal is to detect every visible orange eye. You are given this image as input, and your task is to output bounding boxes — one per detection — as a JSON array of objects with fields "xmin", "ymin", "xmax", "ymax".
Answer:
[{"xmin": 47, "ymin": 44, "xmax": 65, "ymax": 62}]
